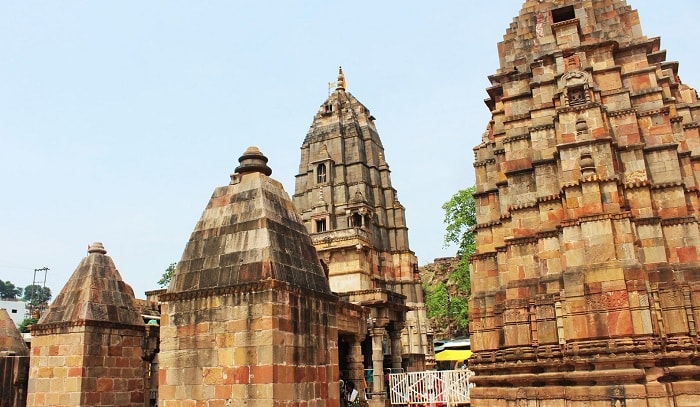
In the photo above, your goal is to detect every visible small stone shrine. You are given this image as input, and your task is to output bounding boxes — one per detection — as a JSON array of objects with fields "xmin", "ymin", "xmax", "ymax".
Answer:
[
  {"xmin": 159, "ymin": 147, "xmax": 340, "ymax": 406},
  {"xmin": 27, "ymin": 242, "xmax": 145, "ymax": 407}
]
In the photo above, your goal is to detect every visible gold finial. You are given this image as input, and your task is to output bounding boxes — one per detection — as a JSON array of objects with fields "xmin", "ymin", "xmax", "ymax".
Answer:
[{"xmin": 336, "ymin": 66, "xmax": 346, "ymax": 91}]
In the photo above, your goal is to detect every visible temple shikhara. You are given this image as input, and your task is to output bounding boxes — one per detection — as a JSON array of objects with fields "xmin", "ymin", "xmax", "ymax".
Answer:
[
  {"xmin": 470, "ymin": 0, "xmax": 700, "ymax": 406},
  {"xmin": 3, "ymin": 1, "xmax": 700, "ymax": 406},
  {"xmin": 293, "ymin": 69, "xmax": 432, "ymax": 376}
]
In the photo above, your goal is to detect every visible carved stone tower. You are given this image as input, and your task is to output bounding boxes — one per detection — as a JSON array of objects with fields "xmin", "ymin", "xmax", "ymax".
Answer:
[
  {"xmin": 293, "ymin": 68, "xmax": 431, "ymax": 392},
  {"xmin": 470, "ymin": 1, "xmax": 700, "ymax": 406}
]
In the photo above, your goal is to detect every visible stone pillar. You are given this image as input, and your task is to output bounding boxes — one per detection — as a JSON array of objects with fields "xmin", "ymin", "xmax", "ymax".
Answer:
[
  {"xmin": 389, "ymin": 327, "xmax": 403, "ymax": 371},
  {"xmin": 368, "ymin": 326, "xmax": 386, "ymax": 404},
  {"xmin": 347, "ymin": 335, "xmax": 366, "ymax": 397}
]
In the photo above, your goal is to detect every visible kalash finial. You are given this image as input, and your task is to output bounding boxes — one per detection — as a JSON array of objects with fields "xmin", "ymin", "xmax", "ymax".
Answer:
[
  {"xmin": 88, "ymin": 242, "xmax": 107, "ymax": 255},
  {"xmin": 336, "ymin": 66, "xmax": 346, "ymax": 91},
  {"xmin": 234, "ymin": 146, "xmax": 272, "ymax": 176}
]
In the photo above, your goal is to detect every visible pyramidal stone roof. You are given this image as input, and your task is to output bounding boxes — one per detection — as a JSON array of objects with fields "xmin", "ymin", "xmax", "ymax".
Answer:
[
  {"xmin": 0, "ymin": 308, "xmax": 28, "ymax": 355},
  {"xmin": 168, "ymin": 146, "xmax": 331, "ymax": 295},
  {"xmin": 37, "ymin": 242, "xmax": 142, "ymax": 328}
]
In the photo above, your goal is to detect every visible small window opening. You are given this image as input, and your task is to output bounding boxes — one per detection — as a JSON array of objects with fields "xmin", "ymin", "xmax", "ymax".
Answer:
[
  {"xmin": 316, "ymin": 163, "xmax": 327, "ymax": 183},
  {"xmin": 351, "ymin": 213, "xmax": 363, "ymax": 228},
  {"xmin": 552, "ymin": 6, "xmax": 575, "ymax": 23},
  {"xmin": 316, "ymin": 219, "xmax": 327, "ymax": 232},
  {"xmin": 11, "ymin": 309, "xmax": 17, "ymax": 314},
  {"xmin": 568, "ymin": 86, "xmax": 586, "ymax": 106},
  {"xmin": 325, "ymin": 104, "xmax": 333, "ymax": 113}
]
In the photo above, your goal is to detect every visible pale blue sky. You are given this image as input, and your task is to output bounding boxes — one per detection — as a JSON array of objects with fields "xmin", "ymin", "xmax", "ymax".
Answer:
[{"xmin": 1, "ymin": 1, "xmax": 698, "ymax": 298}]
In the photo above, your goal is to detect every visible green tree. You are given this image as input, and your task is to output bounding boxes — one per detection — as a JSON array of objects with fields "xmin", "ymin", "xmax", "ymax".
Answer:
[
  {"xmin": 158, "ymin": 262, "xmax": 177, "ymax": 287},
  {"xmin": 0, "ymin": 280, "xmax": 22, "ymax": 299},
  {"xmin": 22, "ymin": 285, "xmax": 52, "ymax": 308},
  {"xmin": 424, "ymin": 187, "xmax": 476, "ymax": 338},
  {"xmin": 18, "ymin": 317, "xmax": 38, "ymax": 333},
  {"xmin": 442, "ymin": 186, "xmax": 476, "ymax": 257},
  {"xmin": 425, "ymin": 282, "xmax": 449, "ymax": 319}
]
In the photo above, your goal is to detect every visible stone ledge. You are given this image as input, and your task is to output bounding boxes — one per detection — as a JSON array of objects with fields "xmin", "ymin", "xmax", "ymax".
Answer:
[
  {"xmin": 660, "ymin": 216, "xmax": 697, "ymax": 227},
  {"xmin": 31, "ymin": 320, "xmax": 145, "ymax": 336},
  {"xmin": 161, "ymin": 279, "xmax": 339, "ymax": 303},
  {"xmin": 607, "ymin": 107, "xmax": 637, "ymax": 118},
  {"xmin": 637, "ymin": 106, "xmax": 670, "ymax": 117}
]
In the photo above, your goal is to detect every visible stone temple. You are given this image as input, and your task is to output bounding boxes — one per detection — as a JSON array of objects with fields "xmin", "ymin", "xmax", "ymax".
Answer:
[
  {"xmin": 4, "ymin": 1, "xmax": 700, "ymax": 406},
  {"xmin": 1, "ymin": 68, "xmax": 429, "ymax": 406},
  {"xmin": 470, "ymin": 1, "xmax": 700, "ymax": 406}
]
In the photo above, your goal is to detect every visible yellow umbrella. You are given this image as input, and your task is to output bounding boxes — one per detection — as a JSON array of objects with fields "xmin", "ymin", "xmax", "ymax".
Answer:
[{"xmin": 434, "ymin": 349, "xmax": 472, "ymax": 362}]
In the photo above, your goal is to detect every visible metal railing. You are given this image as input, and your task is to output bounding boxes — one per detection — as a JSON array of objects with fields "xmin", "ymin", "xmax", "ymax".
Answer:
[{"xmin": 388, "ymin": 369, "xmax": 474, "ymax": 406}]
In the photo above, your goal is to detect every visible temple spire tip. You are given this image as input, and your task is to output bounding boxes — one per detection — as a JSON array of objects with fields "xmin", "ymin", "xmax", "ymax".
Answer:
[{"xmin": 336, "ymin": 66, "xmax": 346, "ymax": 91}]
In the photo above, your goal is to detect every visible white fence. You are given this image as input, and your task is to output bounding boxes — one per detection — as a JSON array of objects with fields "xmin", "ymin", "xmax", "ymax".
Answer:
[{"xmin": 388, "ymin": 369, "xmax": 474, "ymax": 406}]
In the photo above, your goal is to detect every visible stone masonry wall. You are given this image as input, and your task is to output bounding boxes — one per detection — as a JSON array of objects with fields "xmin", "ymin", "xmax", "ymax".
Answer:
[
  {"xmin": 159, "ymin": 281, "xmax": 339, "ymax": 407},
  {"xmin": 28, "ymin": 325, "xmax": 144, "ymax": 406}
]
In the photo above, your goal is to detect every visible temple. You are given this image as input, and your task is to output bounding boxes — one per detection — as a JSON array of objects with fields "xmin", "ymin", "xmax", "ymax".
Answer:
[
  {"xmin": 470, "ymin": 1, "xmax": 700, "ymax": 406},
  {"xmin": 293, "ymin": 68, "xmax": 432, "ymax": 393}
]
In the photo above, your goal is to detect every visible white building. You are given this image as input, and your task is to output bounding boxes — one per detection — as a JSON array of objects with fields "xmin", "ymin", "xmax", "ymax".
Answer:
[{"xmin": 0, "ymin": 299, "xmax": 28, "ymax": 327}]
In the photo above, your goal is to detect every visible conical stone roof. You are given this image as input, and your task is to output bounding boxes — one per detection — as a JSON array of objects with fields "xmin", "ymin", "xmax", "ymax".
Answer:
[
  {"xmin": 168, "ymin": 146, "xmax": 331, "ymax": 295},
  {"xmin": 37, "ymin": 242, "xmax": 142, "ymax": 327},
  {"xmin": 0, "ymin": 308, "xmax": 28, "ymax": 355}
]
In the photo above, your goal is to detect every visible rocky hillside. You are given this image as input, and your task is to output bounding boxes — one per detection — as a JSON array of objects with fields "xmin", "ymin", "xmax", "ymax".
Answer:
[{"xmin": 419, "ymin": 256, "xmax": 464, "ymax": 339}]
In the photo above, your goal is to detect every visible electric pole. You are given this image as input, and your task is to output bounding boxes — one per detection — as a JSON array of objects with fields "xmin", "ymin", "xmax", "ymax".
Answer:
[{"xmin": 31, "ymin": 267, "xmax": 49, "ymax": 317}]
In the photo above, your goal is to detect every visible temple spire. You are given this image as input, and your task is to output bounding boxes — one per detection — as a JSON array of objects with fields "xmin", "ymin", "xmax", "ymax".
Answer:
[{"xmin": 336, "ymin": 66, "xmax": 346, "ymax": 91}]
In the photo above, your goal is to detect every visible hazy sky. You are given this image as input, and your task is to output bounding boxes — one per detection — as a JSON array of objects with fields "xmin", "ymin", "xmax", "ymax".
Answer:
[{"xmin": 2, "ymin": 1, "xmax": 699, "ymax": 298}]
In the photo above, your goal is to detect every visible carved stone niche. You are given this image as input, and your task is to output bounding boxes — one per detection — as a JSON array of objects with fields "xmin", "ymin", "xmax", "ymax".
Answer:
[{"xmin": 559, "ymin": 70, "xmax": 595, "ymax": 107}]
